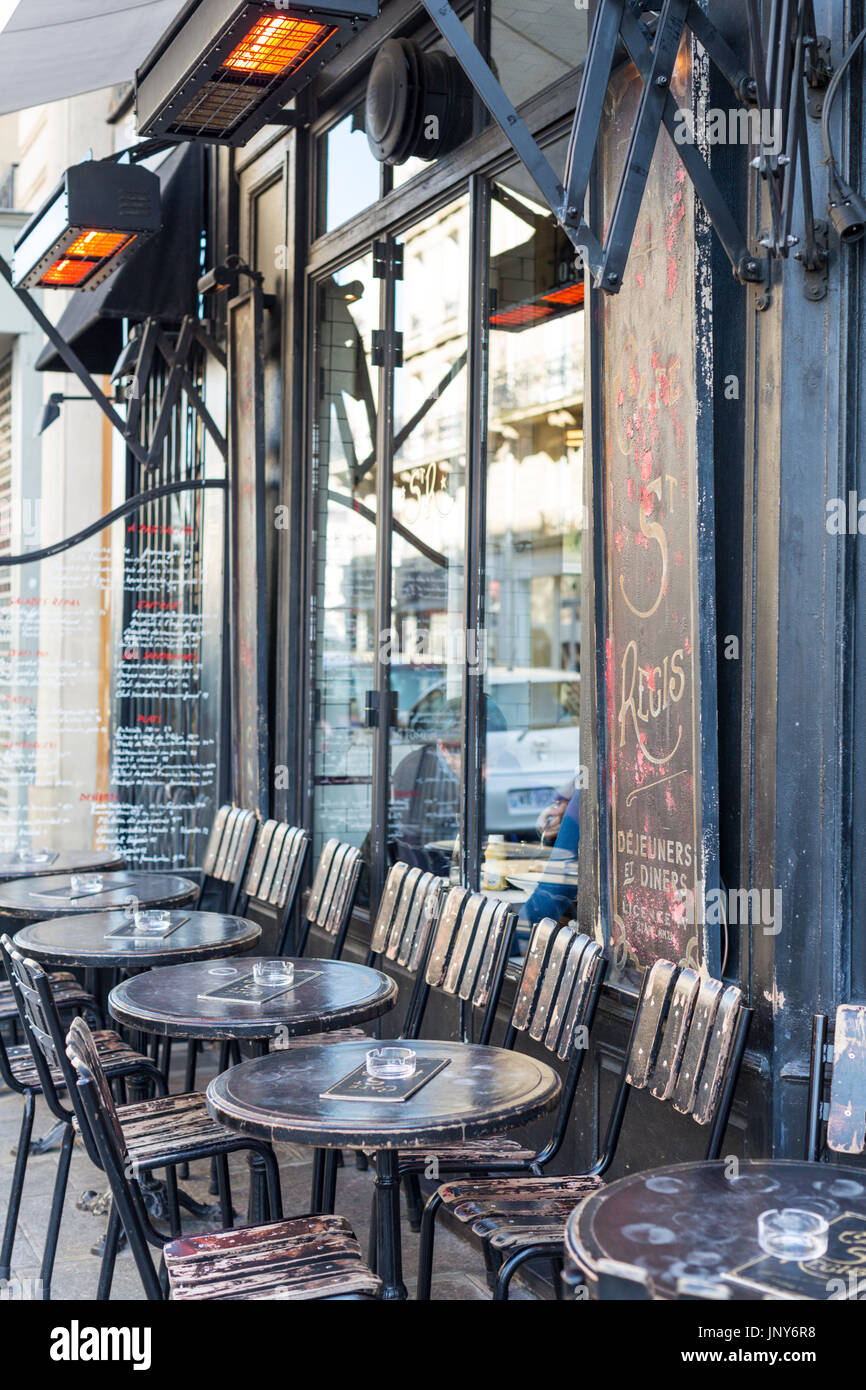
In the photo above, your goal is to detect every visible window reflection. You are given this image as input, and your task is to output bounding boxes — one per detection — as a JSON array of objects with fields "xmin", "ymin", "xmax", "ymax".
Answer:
[
  {"xmin": 491, "ymin": 0, "xmax": 589, "ymax": 108},
  {"xmin": 311, "ymin": 257, "xmax": 379, "ymax": 861},
  {"xmin": 485, "ymin": 168, "xmax": 584, "ymax": 929},
  {"xmin": 317, "ymin": 102, "xmax": 381, "ymax": 235},
  {"xmin": 388, "ymin": 197, "xmax": 470, "ymax": 876}
]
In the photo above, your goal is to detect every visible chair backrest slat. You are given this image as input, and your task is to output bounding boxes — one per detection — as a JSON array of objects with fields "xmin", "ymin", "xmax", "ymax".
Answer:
[
  {"xmin": 201, "ymin": 804, "xmax": 231, "ymax": 875},
  {"xmin": 370, "ymin": 863, "xmax": 413, "ymax": 955},
  {"xmin": 552, "ymin": 938, "xmax": 602, "ymax": 1061},
  {"xmin": 443, "ymin": 896, "xmax": 486, "ymax": 996},
  {"xmin": 425, "ymin": 888, "xmax": 470, "ymax": 985},
  {"xmin": 671, "ymin": 976, "xmax": 724, "ymax": 1115},
  {"xmin": 648, "ymin": 967, "xmax": 701, "ymax": 1101},
  {"xmin": 224, "ymin": 811, "xmax": 257, "ymax": 887},
  {"xmin": 212, "ymin": 807, "xmax": 242, "ymax": 879},
  {"xmin": 66, "ymin": 1016, "xmax": 130, "ymax": 1165},
  {"xmin": 691, "ymin": 984, "xmax": 744, "ymax": 1125},
  {"xmin": 827, "ymin": 1004, "xmax": 866, "ymax": 1154},
  {"xmin": 270, "ymin": 827, "xmax": 309, "ymax": 910},
  {"xmin": 305, "ymin": 839, "xmax": 339, "ymax": 922},
  {"xmin": 404, "ymin": 881, "xmax": 443, "ymax": 972},
  {"xmin": 528, "ymin": 925, "xmax": 578, "ymax": 1043},
  {"xmin": 544, "ymin": 932, "xmax": 590, "ymax": 1057},
  {"xmin": 626, "ymin": 959, "xmax": 678, "ymax": 1088},
  {"xmin": 244, "ymin": 819, "xmax": 279, "ymax": 899},
  {"xmin": 511, "ymin": 919, "xmax": 558, "ymax": 1031}
]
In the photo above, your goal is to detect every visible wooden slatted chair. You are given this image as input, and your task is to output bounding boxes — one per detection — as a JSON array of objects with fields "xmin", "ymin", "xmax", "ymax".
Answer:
[
  {"xmin": 0, "ymin": 934, "xmax": 163, "ymax": 1296},
  {"xmin": 414, "ymin": 919, "xmax": 605, "ymax": 1295},
  {"xmin": 806, "ymin": 1005, "xmax": 866, "ymax": 1161},
  {"xmin": 0, "ymin": 964, "xmax": 99, "ymax": 1042},
  {"xmin": 236, "ymin": 819, "xmax": 310, "ymax": 956},
  {"xmin": 162, "ymin": 1217, "xmax": 382, "ymax": 1300},
  {"xmin": 295, "ymin": 838, "xmax": 363, "ymax": 960},
  {"xmin": 191, "ymin": 804, "xmax": 258, "ymax": 912},
  {"xmin": 66, "ymin": 1018, "xmax": 379, "ymax": 1301},
  {"xmin": 419, "ymin": 958, "xmax": 751, "ymax": 1300}
]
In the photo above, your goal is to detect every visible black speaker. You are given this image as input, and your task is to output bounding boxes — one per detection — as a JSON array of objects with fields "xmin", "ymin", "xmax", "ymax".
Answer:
[{"xmin": 365, "ymin": 37, "xmax": 474, "ymax": 165}]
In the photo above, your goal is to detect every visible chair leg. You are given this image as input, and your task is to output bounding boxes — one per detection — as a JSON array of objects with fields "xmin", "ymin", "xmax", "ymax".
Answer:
[
  {"xmin": 259, "ymin": 1146, "xmax": 283, "ymax": 1222},
  {"xmin": 322, "ymin": 1150, "xmax": 338, "ymax": 1215},
  {"xmin": 40, "ymin": 1123, "xmax": 74, "ymax": 1300},
  {"xmin": 184, "ymin": 1039, "xmax": 199, "ymax": 1093},
  {"xmin": 310, "ymin": 1148, "xmax": 326, "ymax": 1214},
  {"xmin": 215, "ymin": 1153, "xmax": 233, "ymax": 1228},
  {"xmin": 416, "ymin": 1190, "xmax": 442, "ymax": 1300},
  {"xmin": 405, "ymin": 1171, "xmax": 423, "ymax": 1233},
  {"xmin": 0, "ymin": 1092, "xmax": 34, "ymax": 1280},
  {"xmin": 97, "ymin": 1202, "xmax": 122, "ymax": 1301},
  {"xmin": 494, "ymin": 1245, "xmax": 546, "ymax": 1301}
]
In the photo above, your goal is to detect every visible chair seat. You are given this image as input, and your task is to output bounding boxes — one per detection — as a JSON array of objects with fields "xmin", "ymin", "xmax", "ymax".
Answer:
[
  {"xmin": 164, "ymin": 1214, "xmax": 382, "ymax": 1301},
  {"xmin": 437, "ymin": 1173, "xmax": 604, "ymax": 1251},
  {"xmin": 397, "ymin": 1137, "xmax": 537, "ymax": 1171},
  {"xmin": 117, "ymin": 1091, "xmax": 239, "ymax": 1166},
  {"xmin": 10, "ymin": 1030, "xmax": 154, "ymax": 1092}
]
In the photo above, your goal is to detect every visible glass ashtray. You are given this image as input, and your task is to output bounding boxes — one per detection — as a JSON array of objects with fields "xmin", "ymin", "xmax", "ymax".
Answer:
[
  {"xmin": 757, "ymin": 1208, "xmax": 829, "ymax": 1261},
  {"xmin": 132, "ymin": 909, "xmax": 172, "ymax": 933},
  {"xmin": 71, "ymin": 873, "xmax": 103, "ymax": 894},
  {"xmin": 252, "ymin": 960, "xmax": 295, "ymax": 987},
  {"xmin": 17, "ymin": 848, "xmax": 52, "ymax": 864},
  {"xmin": 365, "ymin": 1047, "xmax": 417, "ymax": 1080}
]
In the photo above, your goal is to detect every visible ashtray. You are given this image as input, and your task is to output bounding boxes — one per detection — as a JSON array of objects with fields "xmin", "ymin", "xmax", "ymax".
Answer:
[
  {"xmin": 17, "ymin": 849, "xmax": 52, "ymax": 864},
  {"xmin": 757, "ymin": 1208, "xmax": 829, "ymax": 1261},
  {"xmin": 132, "ymin": 909, "xmax": 172, "ymax": 933},
  {"xmin": 365, "ymin": 1047, "xmax": 417, "ymax": 1080},
  {"xmin": 252, "ymin": 960, "xmax": 295, "ymax": 987},
  {"xmin": 71, "ymin": 873, "xmax": 103, "ymax": 894}
]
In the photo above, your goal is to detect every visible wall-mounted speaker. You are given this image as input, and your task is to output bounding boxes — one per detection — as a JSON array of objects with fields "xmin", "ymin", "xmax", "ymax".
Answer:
[{"xmin": 365, "ymin": 38, "xmax": 473, "ymax": 165}]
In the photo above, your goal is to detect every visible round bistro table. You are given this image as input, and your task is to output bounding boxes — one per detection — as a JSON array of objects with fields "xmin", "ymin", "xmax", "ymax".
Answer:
[
  {"xmin": 107, "ymin": 956, "xmax": 398, "ymax": 1042},
  {"xmin": 0, "ymin": 851, "xmax": 125, "ymax": 882},
  {"xmin": 0, "ymin": 871, "xmax": 197, "ymax": 924},
  {"xmin": 207, "ymin": 1038, "xmax": 561, "ymax": 1300},
  {"xmin": 12, "ymin": 910, "xmax": 260, "ymax": 971},
  {"xmin": 110, "ymin": 958, "xmax": 399, "ymax": 1225},
  {"xmin": 566, "ymin": 1159, "xmax": 866, "ymax": 1300}
]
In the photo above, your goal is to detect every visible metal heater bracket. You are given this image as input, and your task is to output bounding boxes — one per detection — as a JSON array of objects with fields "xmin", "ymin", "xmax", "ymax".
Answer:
[{"xmin": 421, "ymin": 0, "xmax": 827, "ymax": 295}]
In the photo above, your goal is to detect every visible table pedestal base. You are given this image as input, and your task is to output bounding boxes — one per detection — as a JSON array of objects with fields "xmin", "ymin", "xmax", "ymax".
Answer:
[{"xmin": 374, "ymin": 1150, "xmax": 407, "ymax": 1301}]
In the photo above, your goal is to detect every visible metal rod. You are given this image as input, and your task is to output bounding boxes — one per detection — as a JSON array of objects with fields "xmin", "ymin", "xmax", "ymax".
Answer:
[
  {"xmin": 0, "ymin": 253, "xmax": 149, "ymax": 466},
  {"xmin": 0, "ymin": 479, "xmax": 227, "ymax": 567}
]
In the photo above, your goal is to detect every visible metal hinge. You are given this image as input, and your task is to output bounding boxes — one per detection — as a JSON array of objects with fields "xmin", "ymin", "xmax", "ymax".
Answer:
[
  {"xmin": 372, "ymin": 240, "xmax": 404, "ymax": 280},
  {"xmin": 371, "ymin": 330, "xmax": 403, "ymax": 368}
]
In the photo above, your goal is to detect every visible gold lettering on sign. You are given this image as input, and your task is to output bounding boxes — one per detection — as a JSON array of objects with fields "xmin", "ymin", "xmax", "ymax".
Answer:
[{"xmin": 618, "ymin": 639, "xmax": 685, "ymax": 766}]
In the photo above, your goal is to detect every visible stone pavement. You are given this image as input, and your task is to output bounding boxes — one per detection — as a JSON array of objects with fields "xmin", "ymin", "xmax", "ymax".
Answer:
[{"xmin": 0, "ymin": 1041, "xmax": 544, "ymax": 1301}]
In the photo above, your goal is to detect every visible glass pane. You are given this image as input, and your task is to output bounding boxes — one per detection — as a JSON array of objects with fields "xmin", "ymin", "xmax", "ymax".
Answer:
[
  {"xmin": 311, "ymin": 254, "xmax": 379, "ymax": 861},
  {"xmin": 317, "ymin": 102, "xmax": 382, "ymax": 235},
  {"xmin": 484, "ymin": 170, "xmax": 584, "ymax": 927},
  {"xmin": 491, "ymin": 0, "xmax": 589, "ymax": 108},
  {"xmin": 388, "ymin": 196, "xmax": 470, "ymax": 876}
]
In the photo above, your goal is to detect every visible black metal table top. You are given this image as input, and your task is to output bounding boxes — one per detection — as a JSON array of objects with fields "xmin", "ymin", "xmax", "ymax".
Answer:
[
  {"xmin": 566, "ymin": 1159, "xmax": 866, "ymax": 1300},
  {"xmin": 0, "ymin": 851, "xmax": 125, "ymax": 881},
  {"xmin": 12, "ymin": 910, "xmax": 259, "ymax": 970},
  {"xmin": 0, "ymin": 871, "xmax": 198, "ymax": 923},
  {"xmin": 108, "ymin": 957, "xmax": 398, "ymax": 1041},
  {"xmin": 206, "ymin": 1039, "xmax": 561, "ymax": 1150}
]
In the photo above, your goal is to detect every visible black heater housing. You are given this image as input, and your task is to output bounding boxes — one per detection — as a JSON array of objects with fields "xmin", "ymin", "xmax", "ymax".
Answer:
[
  {"xmin": 365, "ymin": 38, "xmax": 474, "ymax": 164},
  {"xmin": 136, "ymin": 0, "xmax": 379, "ymax": 145}
]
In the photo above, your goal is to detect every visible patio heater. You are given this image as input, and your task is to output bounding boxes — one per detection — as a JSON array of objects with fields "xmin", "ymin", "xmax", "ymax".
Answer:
[
  {"xmin": 136, "ymin": 0, "xmax": 378, "ymax": 145},
  {"xmin": 12, "ymin": 160, "xmax": 161, "ymax": 292}
]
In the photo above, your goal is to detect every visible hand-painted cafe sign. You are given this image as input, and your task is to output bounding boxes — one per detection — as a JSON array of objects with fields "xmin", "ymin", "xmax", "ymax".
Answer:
[{"xmin": 598, "ymin": 54, "xmax": 721, "ymax": 979}]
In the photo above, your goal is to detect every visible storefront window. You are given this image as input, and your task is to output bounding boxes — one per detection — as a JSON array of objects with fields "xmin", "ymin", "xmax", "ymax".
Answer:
[
  {"xmin": 491, "ymin": 0, "xmax": 589, "ymax": 109},
  {"xmin": 311, "ymin": 254, "xmax": 379, "ymax": 860},
  {"xmin": 317, "ymin": 102, "xmax": 382, "ymax": 235},
  {"xmin": 483, "ymin": 168, "xmax": 584, "ymax": 923},
  {"xmin": 388, "ymin": 197, "xmax": 470, "ymax": 877}
]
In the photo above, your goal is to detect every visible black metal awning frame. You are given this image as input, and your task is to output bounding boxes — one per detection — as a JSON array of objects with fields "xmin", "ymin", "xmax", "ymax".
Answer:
[{"xmin": 420, "ymin": 0, "xmax": 830, "ymax": 295}]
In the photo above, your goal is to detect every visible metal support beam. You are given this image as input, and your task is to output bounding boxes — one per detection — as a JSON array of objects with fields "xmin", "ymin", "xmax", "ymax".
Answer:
[{"xmin": 0, "ymin": 253, "xmax": 150, "ymax": 465}]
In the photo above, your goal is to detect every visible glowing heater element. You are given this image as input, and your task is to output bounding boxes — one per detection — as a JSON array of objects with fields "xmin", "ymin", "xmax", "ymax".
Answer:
[
  {"xmin": 135, "ymin": 0, "xmax": 378, "ymax": 145},
  {"xmin": 223, "ymin": 15, "xmax": 333, "ymax": 75},
  {"xmin": 12, "ymin": 161, "xmax": 160, "ymax": 292}
]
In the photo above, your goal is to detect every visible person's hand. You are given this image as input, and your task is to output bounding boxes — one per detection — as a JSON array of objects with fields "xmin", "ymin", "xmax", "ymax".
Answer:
[{"xmin": 536, "ymin": 796, "xmax": 568, "ymax": 843}]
